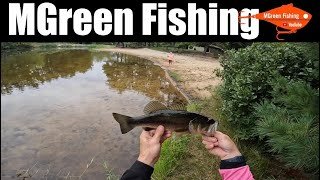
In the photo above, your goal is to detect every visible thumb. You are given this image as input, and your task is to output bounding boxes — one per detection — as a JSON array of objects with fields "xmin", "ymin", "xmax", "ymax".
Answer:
[
  {"xmin": 153, "ymin": 125, "xmax": 165, "ymax": 142},
  {"xmin": 213, "ymin": 131, "xmax": 224, "ymax": 138}
]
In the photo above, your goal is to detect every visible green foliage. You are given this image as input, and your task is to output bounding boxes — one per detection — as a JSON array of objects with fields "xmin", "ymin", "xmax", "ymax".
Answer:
[
  {"xmin": 153, "ymin": 135, "xmax": 190, "ymax": 179},
  {"xmin": 1, "ymin": 42, "xmax": 33, "ymax": 51},
  {"xmin": 255, "ymin": 78, "xmax": 319, "ymax": 174},
  {"xmin": 217, "ymin": 42, "xmax": 319, "ymax": 140},
  {"xmin": 270, "ymin": 76, "xmax": 319, "ymax": 116},
  {"xmin": 223, "ymin": 42, "xmax": 253, "ymax": 50},
  {"xmin": 175, "ymin": 42, "xmax": 192, "ymax": 49},
  {"xmin": 187, "ymin": 102, "xmax": 203, "ymax": 112}
]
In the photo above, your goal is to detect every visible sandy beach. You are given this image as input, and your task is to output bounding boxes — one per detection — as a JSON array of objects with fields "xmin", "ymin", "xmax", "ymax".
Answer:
[{"xmin": 102, "ymin": 48, "xmax": 222, "ymax": 100}]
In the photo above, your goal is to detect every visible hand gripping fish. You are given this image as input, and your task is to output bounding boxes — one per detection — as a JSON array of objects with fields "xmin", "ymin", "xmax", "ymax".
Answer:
[{"xmin": 112, "ymin": 101, "xmax": 218, "ymax": 136}]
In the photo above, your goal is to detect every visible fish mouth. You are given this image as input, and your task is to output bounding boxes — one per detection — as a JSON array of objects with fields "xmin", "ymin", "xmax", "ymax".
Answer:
[
  {"xmin": 204, "ymin": 122, "xmax": 218, "ymax": 136},
  {"xmin": 207, "ymin": 121, "xmax": 218, "ymax": 134},
  {"xmin": 188, "ymin": 120, "xmax": 218, "ymax": 136}
]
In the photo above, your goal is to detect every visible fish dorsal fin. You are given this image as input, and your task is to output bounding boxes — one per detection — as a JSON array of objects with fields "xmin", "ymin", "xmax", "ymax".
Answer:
[
  {"xmin": 168, "ymin": 104, "xmax": 187, "ymax": 111},
  {"xmin": 143, "ymin": 101, "xmax": 168, "ymax": 114}
]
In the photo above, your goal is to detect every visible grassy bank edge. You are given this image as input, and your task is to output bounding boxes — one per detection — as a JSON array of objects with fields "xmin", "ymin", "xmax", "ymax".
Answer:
[{"xmin": 152, "ymin": 90, "xmax": 278, "ymax": 180}]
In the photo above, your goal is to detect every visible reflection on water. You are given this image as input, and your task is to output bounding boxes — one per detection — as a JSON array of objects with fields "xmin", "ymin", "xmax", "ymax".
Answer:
[
  {"xmin": 1, "ymin": 50, "xmax": 93, "ymax": 95},
  {"xmin": 104, "ymin": 53, "xmax": 186, "ymax": 106},
  {"xmin": 1, "ymin": 50, "xmax": 187, "ymax": 179}
]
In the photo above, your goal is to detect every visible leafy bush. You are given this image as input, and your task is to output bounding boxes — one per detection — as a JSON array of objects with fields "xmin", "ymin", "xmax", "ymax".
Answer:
[
  {"xmin": 217, "ymin": 42, "xmax": 319, "ymax": 140},
  {"xmin": 255, "ymin": 77, "xmax": 319, "ymax": 174}
]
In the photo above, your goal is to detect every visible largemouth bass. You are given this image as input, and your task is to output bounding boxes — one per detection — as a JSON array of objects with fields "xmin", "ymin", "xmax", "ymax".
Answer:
[{"xmin": 112, "ymin": 101, "xmax": 218, "ymax": 136}]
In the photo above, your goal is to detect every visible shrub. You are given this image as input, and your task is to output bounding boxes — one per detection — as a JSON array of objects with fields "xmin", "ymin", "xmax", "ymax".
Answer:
[
  {"xmin": 255, "ymin": 77, "xmax": 319, "ymax": 174},
  {"xmin": 217, "ymin": 42, "xmax": 319, "ymax": 140}
]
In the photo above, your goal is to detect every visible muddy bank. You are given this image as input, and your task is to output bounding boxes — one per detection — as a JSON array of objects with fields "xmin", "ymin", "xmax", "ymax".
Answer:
[{"xmin": 101, "ymin": 48, "xmax": 222, "ymax": 100}]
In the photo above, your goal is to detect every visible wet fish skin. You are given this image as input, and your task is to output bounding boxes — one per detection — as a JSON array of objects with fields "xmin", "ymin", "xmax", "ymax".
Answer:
[{"xmin": 112, "ymin": 110, "xmax": 217, "ymax": 135}]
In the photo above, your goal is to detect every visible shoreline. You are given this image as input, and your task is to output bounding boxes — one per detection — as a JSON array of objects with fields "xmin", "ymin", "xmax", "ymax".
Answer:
[{"xmin": 99, "ymin": 48, "xmax": 222, "ymax": 101}]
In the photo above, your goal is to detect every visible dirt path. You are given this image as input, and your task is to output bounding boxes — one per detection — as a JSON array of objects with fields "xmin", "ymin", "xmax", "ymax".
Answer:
[{"xmin": 101, "ymin": 48, "xmax": 222, "ymax": 100}]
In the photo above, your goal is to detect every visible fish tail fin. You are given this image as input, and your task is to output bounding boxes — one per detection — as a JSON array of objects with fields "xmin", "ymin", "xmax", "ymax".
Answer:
[{"xmin": 112, "ymin": 113, "xmax": 134, "ymax": 134}]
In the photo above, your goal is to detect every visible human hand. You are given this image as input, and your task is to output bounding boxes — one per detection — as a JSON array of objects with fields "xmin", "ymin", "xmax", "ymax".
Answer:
[
  {"xmin": 137, "ymin": 125, "xmax": 172, "ymax": 167},
  {"xmin": 202, "ymin": 131, "xmax": 242, "ymax": 160}
]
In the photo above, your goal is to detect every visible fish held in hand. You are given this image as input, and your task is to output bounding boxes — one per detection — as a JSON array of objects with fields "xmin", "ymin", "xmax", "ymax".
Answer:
[{"xmin": 112, "ymin": 101, "xmax": 218, "ymax": 136}]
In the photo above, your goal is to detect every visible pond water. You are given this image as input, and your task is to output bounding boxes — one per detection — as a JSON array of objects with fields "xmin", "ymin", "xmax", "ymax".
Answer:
[{"xmin": 1, "ymin": 50, "xmax": 187, "ymax": 179}]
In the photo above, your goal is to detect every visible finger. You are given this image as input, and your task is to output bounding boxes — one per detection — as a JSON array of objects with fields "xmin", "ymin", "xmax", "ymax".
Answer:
[
  {"xmin": 202, "ymin": 136, "xmax": 218, "ymax": 143},
  {"xmin": 160, "ymin": 135, "xmax": 170, "ymax": 144},
  {"xmin": 202, "ymin": 137, "xmax": 217, "ymax": 143},
  {"xmin": 205, "ymin": 143, "xmax": 214, "ymax": 149},
  {"xmin": 202, "ymin": 140, "xmax": 215, "ymax": 146},
  {"xmin": 163, "ymin": 131, "xmax": 172, "ymax": 137},
  {"xmin": 202, "ymin": 135, "xmax": 218, "ymax": 141},
  {"xmin": 153, "ymin": 125, "xmax": 165, "ymax": 142},
  {"xmin": 160, "ymin": 132, "xmax": 172, "ymax": 143},
  {"xmin": 203, "ymin": 141, "xmax": 218, "ymax": 148},
  {"xmin": 149, "ymin": 130, "xmax": 156, "ymax": 136},
  {"xmin": 213, "ymin": 131, "xmax": 225, "ymax": 138},
  {"xmin": 140, "ymin": 130, "xmax": 150, "ymax": 139},
  {"xmin": 161, "ymin": 132, "xmax": 172, "ymax": 143},
  {"xmin": 163, "ymin": 133, "xmax": 172, "ymax": 138}
]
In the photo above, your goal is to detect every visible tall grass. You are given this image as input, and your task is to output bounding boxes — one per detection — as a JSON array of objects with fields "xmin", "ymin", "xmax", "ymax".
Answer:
[
  {"xmin": 102, "ymin": 162, "xmax": 120, "ymax": 180},
  {"xmin": 152, "ymin": 135, "xmax": 190, "ymax": 179}
]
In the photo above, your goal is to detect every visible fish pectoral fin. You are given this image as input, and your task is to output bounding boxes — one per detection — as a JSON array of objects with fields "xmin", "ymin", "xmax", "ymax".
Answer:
[
  {"xmin": 143, "ymin": 101, "xmax": 168, "ymax": 114},
  {"xmin": 168, "ymin": 104, "xmax": 187, "ymax": 111}
]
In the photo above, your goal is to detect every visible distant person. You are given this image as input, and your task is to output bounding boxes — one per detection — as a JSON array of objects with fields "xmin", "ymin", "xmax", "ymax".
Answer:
[
  {"xmin": 120, "ymin": 126, "xmax": 254, "ymax": 180},
  {"xmin": 167, "ymin": 52, "xmax": 174, "ymax": 66}
]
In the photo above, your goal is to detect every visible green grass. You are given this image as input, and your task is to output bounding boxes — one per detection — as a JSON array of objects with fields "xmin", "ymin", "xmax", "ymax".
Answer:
[
  {"xmin": 102, "ymin": 161, "xmax": 120, "ymax": 180},
  {"xmin": 152, "ymin": 135, "xmax": 190, "ymax": 179},
  {"xmin": 168, "ymin": 71, "xmax": 182, "ymax": 82},
  {"xmin": 165, "ymin": 135, "xmax": 221, "ymax": 180},
  {"xmin": 152, "ymin": 97, "xmax": 224, "ymax": 180}
]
